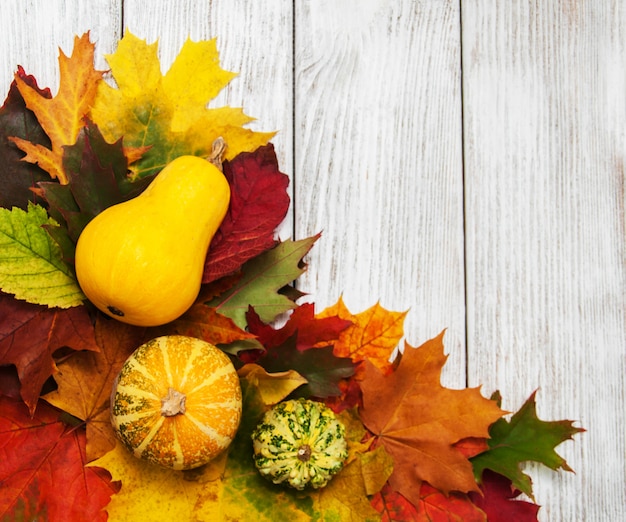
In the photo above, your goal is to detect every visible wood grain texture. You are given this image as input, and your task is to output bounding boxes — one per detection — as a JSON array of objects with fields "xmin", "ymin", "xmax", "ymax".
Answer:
[
  {"xmin": 462, "ymin": 1, "xmax": 626, "ymax": 519},
  {"xmin": 122, "ymin": 0, "xmax": 294, "ymax": 238},
  {"xmin": 0, "ymin": 0, "xmax": 121, "ymax": 93},
  {"xmin": 294, "ymin": 0, "xmax": 467, "ymax": 385}
]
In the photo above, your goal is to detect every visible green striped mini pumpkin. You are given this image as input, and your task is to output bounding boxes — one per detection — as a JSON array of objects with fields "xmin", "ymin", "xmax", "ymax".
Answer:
[
  {"xmin": 110, "ymin": 335, "xmax": 242, "ymax": 470},
  {"xmin": 251, "ymin": 398, "xmax": 348, "ymax": 489}
]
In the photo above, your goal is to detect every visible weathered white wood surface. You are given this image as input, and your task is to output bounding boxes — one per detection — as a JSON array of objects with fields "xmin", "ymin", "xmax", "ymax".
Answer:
[
  {"xmin": 1, "ymin": 1, "xmax": 624, "ymax": 520},
  {"xmin": 294, "ymin": 1, "xmax": 467, "ymax": 384},
  {"xmin": 462, "ymin": 2, "xmax": 625, "ymax": 520}
]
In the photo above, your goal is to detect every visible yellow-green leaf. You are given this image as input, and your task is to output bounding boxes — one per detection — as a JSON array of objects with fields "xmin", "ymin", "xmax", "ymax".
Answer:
[
  {"xmin": 89, "ymin": 441, "xmax": 229, "ymax": 522},
  {"xmin": 91, "ymin": 32, "xmax": 274, "ymax": 179},
  {"xmin": 207, "ymin": 235, "xmax": 320, "ymax": 328},
  {"xmin": 0, "ymin": 203, "xmax": 84, "ymax": 308}
]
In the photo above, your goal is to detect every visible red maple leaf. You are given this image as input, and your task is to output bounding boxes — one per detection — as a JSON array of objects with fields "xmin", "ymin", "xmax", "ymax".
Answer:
[
  {"xmin": 371, "ymin": 482, "xmax": 486, "ymax": 521},
  {"xmin": 202, "ymin": 143, "xmax": 290, "ymax": 283},
  {"xmin": 246, "ymin": 302, "xmax": 352, "ymax": 351},
  {"xmin": 469, "ymin": 470, "xmax": 540, "ymax": 522},
  {"xmin": 0, "ymin": 396, "xmax": 118, "ymax": 521},
  {"xmin": 454, "ymin": 437, "xmax": 489, "ymax": 459},
  {"xmin": 0, "ymin": 293, "xmax": 99, "ymax": 414},
  {"xmin": 323, "ymin": 377, "xmax": 363, "ymax": 413}
]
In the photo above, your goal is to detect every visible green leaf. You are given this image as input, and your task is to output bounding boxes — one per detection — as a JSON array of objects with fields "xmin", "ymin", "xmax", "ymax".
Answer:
[
  {"xmin": 207, "ymin": 234, "xmax": 320, "ymax": 328},
  {"xmin": 255, "ymin": 333, "xmax": 357, "ymax": 399},
  {"xmin": 0, "ymin": 202, "xmax": 85, "ymax": 308},
  {"xmin": 471, "ymin": 390, "xmax": 584, "ymax": 500}
]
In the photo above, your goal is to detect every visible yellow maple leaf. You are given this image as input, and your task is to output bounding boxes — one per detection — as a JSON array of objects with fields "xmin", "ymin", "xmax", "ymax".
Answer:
[
  {"xmin": 237, "ymin": 363, "xmax": 308, "ymax": 405},
  {"xmin": 89, "ymin": 441, "xmax": 232, "ymax": 522},
  {"xmin": 91, "ymin": 32, "xmax": 275, "ymax": 179},
  {"xmin": 11, "ymin": 33, "xmax": 104, "ymax": 184},
  {"xmin": 308, "ymin": 455, "xmax": 391, "ymax": 521},
  {"xmin": 317, "ymin": 296, "xmax": 407, "ymax": 373}
]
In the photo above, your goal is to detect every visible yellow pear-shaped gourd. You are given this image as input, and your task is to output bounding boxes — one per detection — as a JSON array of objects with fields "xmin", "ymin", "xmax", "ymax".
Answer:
[{"xmin": 74, "ymin": 155, "xmax": 230, "ymax": 326}]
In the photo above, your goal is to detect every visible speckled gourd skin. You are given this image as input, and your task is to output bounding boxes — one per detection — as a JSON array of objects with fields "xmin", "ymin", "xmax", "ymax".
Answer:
[{"xmin": 251, "ymin": 398, "xmax": 348, "ymax": 490}]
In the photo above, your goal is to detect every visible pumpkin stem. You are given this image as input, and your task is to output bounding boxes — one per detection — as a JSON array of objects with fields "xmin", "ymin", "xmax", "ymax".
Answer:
[
  {"xmin": 297, "ymin": 444, "xmax": 312, "ymax": 462},
  {"xmin": 161, "ymin": 387, "xmax": 187, "ymax": 417}
]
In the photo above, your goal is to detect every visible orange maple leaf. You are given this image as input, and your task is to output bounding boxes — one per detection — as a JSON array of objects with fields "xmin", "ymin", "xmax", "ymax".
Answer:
[
  {"xmin": 162, "ymin": 302, "xmax": 258, "ymax": 345},
  {"xmin": 10, "ymin": 33, "xmax": 104, "ymax": 184},
  {"xmin": 359, "ymin": 331, "xmax": 505, "ymax": 503},
  {"xmin": 317, "ymin": 296, "xmax": 407, "ymax": 373},
  {"xmin": 42, "ymin": 316, "xmax": 146, "ymax": 461}
]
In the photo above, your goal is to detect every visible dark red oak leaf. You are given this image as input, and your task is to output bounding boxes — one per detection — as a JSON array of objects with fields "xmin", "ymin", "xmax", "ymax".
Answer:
[{"xmin": 202, "ymin": 143, "xmax": 290, "ymax": 283}]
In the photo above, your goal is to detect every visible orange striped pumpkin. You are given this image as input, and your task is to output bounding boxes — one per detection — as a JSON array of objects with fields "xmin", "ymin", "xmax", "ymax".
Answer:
[{"xmin": 110, "ymin": 335, "xmax": 242, "ymax": 470}]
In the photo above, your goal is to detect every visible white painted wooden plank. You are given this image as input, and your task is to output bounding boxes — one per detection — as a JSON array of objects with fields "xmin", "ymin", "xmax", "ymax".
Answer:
[
  {"xmin": 122, "ymin": 0, "xmax": 294, "ymax": 238},
  {"xmin": 0, "ymin": 0, "xmax": 121, "ymax": 94},
  {"xmin": 294, "ymin": 0, "xmax": 466, "ymax": 385},
  {"xmin": 462, "ymin": 1, "xmax": 626, "ymax": 520}
]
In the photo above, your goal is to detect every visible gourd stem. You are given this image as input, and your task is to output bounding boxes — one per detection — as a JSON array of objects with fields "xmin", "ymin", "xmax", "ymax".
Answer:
[
  {"xmin": 297, "ymin": 444, "xmax": 312, "ymax": 462},
  {"xmin": 207, "ymin": 137, "xmax": 227, "ymax": 172},
  {"xmin": 161, "ymin": 387, "xmax": 187, "ymax": 417}
]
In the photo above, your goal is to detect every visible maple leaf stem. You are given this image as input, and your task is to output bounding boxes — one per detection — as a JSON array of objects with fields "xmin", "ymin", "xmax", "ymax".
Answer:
[
  {"xmin": 61, "ymin": 413, "xmax": 87, "ymax": 433},
  {"xmin": 54, "ymin": 351, "xmax": 78, "ymax": 365}
]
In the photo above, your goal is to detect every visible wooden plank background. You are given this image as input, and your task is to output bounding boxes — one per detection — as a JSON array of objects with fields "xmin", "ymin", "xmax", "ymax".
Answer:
[{"xmin": 0, "ymin": 1, "xmax": 623, "ymax": 520}]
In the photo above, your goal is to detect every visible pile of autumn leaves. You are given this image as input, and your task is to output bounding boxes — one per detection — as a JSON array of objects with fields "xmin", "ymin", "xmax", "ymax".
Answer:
[{"xmin": 0, "ymin": 33, "xmax": 582, "ymax": 521}]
